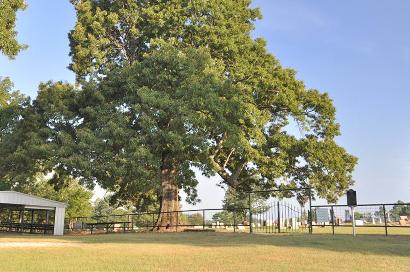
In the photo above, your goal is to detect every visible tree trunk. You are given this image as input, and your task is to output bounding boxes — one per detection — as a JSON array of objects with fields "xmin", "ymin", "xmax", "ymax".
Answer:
[{"xmin": 156, "ymin": 156, "xmax": 179, "ymax": 231}]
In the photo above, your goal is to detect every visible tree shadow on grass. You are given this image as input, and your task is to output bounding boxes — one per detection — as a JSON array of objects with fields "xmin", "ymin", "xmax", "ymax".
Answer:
[{"xmin": 49, "ymin": 232, "xmax": 410, "ymax": 257}]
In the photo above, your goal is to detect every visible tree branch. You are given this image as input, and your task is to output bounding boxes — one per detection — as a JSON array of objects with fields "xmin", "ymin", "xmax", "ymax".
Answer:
[
  {"xmin": 228, "ymin": 160, "xmax": 247, "ymax": 188},
  {"xmin": 223, "ymin": 148, "xmax": 235, "ymax": 169},
  {"xmin": 209, "ymin": 132, "xmax": 227, "ymax": 159}
]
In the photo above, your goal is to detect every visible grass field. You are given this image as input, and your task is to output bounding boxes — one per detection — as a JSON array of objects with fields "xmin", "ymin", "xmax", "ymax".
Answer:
[
  {"xmin": 0, "ymin": 232, "xmax": 409, "ymax": 272},
  {"xmin": 311, "ymin": 226, "xmax": 410, "ymax": 236}
]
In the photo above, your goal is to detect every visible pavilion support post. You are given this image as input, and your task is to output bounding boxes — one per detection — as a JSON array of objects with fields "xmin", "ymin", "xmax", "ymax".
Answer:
[
  {"xmin": 30, "ymin": 210, "xmax": 34, "ymax": 233},
  {"xmin": 53, "ymin": 207, "xmax": 66, "ymax": 236},
  {"xmin": 45, "ymin": 210, "xmax": 50, "ymax": 234},
  {"xmin": 19, "ymin": 208, "xmax": 24, "ymax": 233},
  {"xmin": 8, "ymin": 208, "xmax": 12, "ymax": 232}
]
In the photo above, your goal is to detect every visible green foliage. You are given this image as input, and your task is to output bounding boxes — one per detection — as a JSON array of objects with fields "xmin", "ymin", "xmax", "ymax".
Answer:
[
  {"xmin": 0, "ymin": 1, "xmax": 358, "ymax": 208},
  {"xmin": 66, "ymin": 0, "xmax": 357, "ymax": 202},
  {"xmin": 354, "ymin": 211, "xmax": 365, "ymax": 220},
  {"xmin": 20, "ymin": 175, "xmax": 93, "ymax": 218},
  {"xmin": 0, "ymin": 81, "xmax": 74, "ymax": 190},
  {"xmin": 223, "ymin": 187, "xmax": 270, "ymax": 211},
  {"xmin": 0, "ymin": 0, "xmax": 27, "ymax": 59},
  {"xmin": 219, "ymin": 188, "xmax": 267, "ymax": 224},
  {"xmin": 0, "ymin": 77, "xmax": 27, "ymax": 135},
  {"xmin": 212, "ymin": 211, "xmax": 233, "ymax": 225},
  {"xmin": 212, "ymin": 210, "xmax": 247, "ymax": 225},
  {"xmin": 188, "ymin": 213, "xmax": 204, "ymax": 225},
  {"xmin": 93, "ymin": 196, "xmax": 133, "ymax": 217},
  {"xmin": 179, "ymin": 212, "xmax": 204, "ymax": 226},
  {"xmin": 68, "ymin": 0, "xmax": 262, "ymax": 81},
  {"xmin": 0, "ymin": 46, "xmax": 238, "ymax": 206},
  {"xmin": 0, "ymin": 80, "xmax": 92, "ymax": 218},
  {"xmin": 0, "ymin": 77, "xmax": 30, "ymax": 190},
  {"xmin": 389, "ymin": 201, "xmax": 410, "ymax": 221}
]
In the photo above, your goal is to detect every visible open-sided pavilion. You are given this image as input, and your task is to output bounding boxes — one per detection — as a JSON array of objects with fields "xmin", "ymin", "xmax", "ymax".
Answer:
[{"xmin": 0, "ymin": 191, "xmax": 67, "ymax": 236}]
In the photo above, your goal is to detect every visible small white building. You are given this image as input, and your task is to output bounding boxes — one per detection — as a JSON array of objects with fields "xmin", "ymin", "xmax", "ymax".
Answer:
[{"xmin": 0, "ymin": 191, "xmax": 68, "ymax": 236}]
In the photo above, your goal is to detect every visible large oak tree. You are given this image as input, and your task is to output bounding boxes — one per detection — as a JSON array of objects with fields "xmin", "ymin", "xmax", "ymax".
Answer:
[
  {"xmin": 67, "ymin": 0, "xmax": 357, "ymax": 199},
  {"xmin": 0, "ymin": 0, "xmax": 357, "ymax": 227}
]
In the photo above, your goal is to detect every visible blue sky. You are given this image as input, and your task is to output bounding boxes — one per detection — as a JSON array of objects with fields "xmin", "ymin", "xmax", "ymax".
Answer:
[{"xmin": 1, "ymin": 0, "xmax": 409, "ymax": 206}]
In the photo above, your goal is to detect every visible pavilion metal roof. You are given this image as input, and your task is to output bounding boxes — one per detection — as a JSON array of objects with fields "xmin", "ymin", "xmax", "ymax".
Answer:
[{"xmin": 0, "ymin": 191, "xmax": 68, "ymax": 209}]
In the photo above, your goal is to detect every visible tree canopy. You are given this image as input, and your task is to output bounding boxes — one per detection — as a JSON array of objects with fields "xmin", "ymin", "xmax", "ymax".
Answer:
[
  {"xmin": 0, "ymin": 77, "xmax": 27, "ymax": 131},
  {"xmin": 20, "ymin": 175, "xmax": 93, "ymax": 218},
  {"xmin": 0, "ymin": 0, "xmax": 357, "ymax": 222},
  {"xmin": 0, "ymin": 0, "xmax": 27, "ymax": 59},
  {"xmin": 67, "ymin": 0, "xmax": 357, "ymax": 202},
  {"xmin": 93, "ymin": 195, "xmax": 133, "ymax": 217},
  {"xmin": 389, "ymin": 201, "xmax": 410, "ymax": 221}
]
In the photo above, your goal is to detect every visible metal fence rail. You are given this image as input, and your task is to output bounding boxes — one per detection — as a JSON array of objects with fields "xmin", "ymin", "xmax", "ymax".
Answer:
[
  {"xmin": 311, "ymin": 202, "xmax": 410, "ymax": 236},
  {"xmin": 248, "ymin": 187, "xmax": 313, "ymax": 234},
  {"xmin": 250, "ymin": 201, "xmax": 310, "ymax": 234},
  {"xmin": 65, "ymin": 188, "xmax": 410, "ymax": 237},
  {"xmin": 66, "ymin": 208, "xmax": 250, "ymax": 234}
]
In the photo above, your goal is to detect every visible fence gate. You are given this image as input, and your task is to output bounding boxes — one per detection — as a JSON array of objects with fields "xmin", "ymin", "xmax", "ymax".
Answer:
[{"xmin": 249, "ymin": 188, "xmax": 312, "ymax": 234}]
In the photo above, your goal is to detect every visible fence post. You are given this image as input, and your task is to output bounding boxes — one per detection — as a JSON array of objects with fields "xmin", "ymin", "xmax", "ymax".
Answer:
[
  {"xmin": 233, "ymin": 210, "xmax": 236, "ymax": 233},
  {"xmin": 277, "ymin": 201, "xmax": 281, "ymax": 234},
  {"xmin": 126, "ymin": 215, "xmax": 129, "ymax": 232},
  {"xmin": 202, "ymin": 209, "xmax": 205, "ymax": 230},
  {"xmin": 249, "ymin": 193, "xmax": 253, "ymax": 233},
  {"xmin": 308, "ymin": 189, "xmax": 312, "ymax": 234},
  {"xmin": 383, "ymin": 204, "xmax": 388, "ymax": 236},
  {"xmin": 176, "ymin": 211, "xmax": 179, "ymax": 232},
  {"xmin": 331, "ymin": 206, "xmax": 335, "ymax": 235}
]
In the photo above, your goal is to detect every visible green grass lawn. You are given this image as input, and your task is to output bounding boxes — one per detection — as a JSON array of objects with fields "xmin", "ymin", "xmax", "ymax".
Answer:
[
  {"xmin": 0, "ymin": 232, "xmax": 409, "ymax": 272},
  {"xmin": 311, "ymin": 226, "xmax": 410, "ymax": 236}
]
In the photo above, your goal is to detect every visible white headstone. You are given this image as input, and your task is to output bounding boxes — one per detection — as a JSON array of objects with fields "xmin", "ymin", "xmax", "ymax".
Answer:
[
  {"xmin": 355, "ymin": 220, "xmax": 364, "ymax": 226},
  {"xmin": 316, "ymin": 208, "xmax": 330, "ymax": 223}
]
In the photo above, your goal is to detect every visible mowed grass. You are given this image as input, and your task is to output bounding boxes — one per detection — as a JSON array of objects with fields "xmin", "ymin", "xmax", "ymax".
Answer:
[
  {"xmin": 0, "ymin": 232, "xmax": 409, "ymax": 272},
  {"xmin": 311, "ymin": 226, "xmax": 410, "ymax": 236}
]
